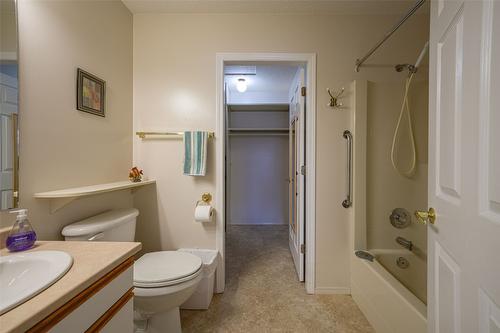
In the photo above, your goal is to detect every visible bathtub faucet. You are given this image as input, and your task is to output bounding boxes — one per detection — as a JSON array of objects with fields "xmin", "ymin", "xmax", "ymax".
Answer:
[{"xmin": 396, "ymin": 236, "xmax": 413, "ymax": 251}]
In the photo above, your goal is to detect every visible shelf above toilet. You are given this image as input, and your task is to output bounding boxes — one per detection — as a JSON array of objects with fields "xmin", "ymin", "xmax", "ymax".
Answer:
[{"xmin": 34, "ymin": 180, "xmax": 156, "ymax": 213}]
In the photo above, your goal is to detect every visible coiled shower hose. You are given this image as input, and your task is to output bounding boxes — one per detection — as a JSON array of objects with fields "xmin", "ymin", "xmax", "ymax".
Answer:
[{"xmin": 391, "ymin": 73, "xmax": 416, "ymax": 178}]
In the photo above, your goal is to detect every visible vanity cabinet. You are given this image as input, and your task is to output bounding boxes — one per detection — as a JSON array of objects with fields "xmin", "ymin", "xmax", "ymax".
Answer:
[{"xmin": 28, "ymin": 258, "xmax": 135, "ymax": 333}]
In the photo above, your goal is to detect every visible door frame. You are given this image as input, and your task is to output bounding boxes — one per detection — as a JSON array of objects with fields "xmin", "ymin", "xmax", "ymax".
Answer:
[{"xmin": 215, "ymin": 53, "xmax": 317, "ymax": 294}]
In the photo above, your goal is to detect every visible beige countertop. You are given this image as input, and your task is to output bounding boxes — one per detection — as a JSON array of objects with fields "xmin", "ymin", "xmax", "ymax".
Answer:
[{"xmin": 0, "ymin": 241, "xmax": 141, "ymax": 333}]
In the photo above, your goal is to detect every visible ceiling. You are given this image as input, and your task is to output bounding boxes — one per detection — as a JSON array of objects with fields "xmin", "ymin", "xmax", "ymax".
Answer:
[
  {"xmin": 122, "ymin": 0, "xmax": 427, "ymax": 15},
  {"xmin": 225, "ymin": 64, "xmax": 299, "ymax": 100}
]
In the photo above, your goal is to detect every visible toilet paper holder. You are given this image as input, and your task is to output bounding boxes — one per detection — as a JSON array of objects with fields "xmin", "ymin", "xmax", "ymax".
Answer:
[
  {"xmin": 196, "ymin": 193, "xmax": 212, "ymax": 207},
  {"xmin": 194, "ymin": 193, "xmax": 214, "ymax": 223}
]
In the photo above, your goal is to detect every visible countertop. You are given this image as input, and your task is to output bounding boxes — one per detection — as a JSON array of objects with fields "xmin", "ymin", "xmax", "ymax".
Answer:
[{"xmin": 0, "ymin": 241, "xmax": 141, "ymax": 333}]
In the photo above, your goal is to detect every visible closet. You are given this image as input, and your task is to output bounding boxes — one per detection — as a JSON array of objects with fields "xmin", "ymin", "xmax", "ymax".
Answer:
[
  {"xmin": 226, "ymin": 104, "xmax": 289, "ymax": 225},
  {"xmin": 223, "ymin": 63, "xmax": 306, "ymax": 282}
]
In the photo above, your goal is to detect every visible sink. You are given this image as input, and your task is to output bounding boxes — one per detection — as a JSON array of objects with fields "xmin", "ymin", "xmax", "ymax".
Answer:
[{"xmin": 0, "ymin": 250, "xmax": 73, "ymax": 315}]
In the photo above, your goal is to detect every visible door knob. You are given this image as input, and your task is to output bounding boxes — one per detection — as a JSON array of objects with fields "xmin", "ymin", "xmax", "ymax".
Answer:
[{"xmin": 414, "ymin": 207, "xmax": 436, "ymax": 225}]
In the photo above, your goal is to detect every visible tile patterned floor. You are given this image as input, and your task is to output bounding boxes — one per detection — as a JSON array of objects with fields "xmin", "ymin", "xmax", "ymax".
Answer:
[{"xmin": 180, "ymin": 225, "xmax": 374, "ymax": 333}]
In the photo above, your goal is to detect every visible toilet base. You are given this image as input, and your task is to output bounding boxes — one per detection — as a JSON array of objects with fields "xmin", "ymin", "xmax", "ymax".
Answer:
[{"xmin": 134, "ymin": 307, "xmax": 182, "ymax": 333}]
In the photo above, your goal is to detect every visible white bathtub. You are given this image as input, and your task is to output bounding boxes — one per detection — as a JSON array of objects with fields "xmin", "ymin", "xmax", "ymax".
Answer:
[
  {"xmin": 351, "ymin": 249, "xmax": 427, "ymax": 333},
  {"xmin": 373, "ymin": 249, "xmax": 427, "ymax": 304}
]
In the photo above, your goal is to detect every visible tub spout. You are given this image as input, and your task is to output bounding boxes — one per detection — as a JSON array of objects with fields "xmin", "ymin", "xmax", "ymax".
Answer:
[
  {"xmin": 396, "ymin": 236, "xmax": 413, "ymax": 251},
  {"xmin": 355, "ymin": 250, "xmax": 375, "ymax": 262}
]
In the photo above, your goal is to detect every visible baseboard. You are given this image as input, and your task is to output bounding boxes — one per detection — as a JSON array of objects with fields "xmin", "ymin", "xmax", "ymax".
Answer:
[{"xmin": 314, "ymin": 287, "xmax": 351, "ymax": 295}]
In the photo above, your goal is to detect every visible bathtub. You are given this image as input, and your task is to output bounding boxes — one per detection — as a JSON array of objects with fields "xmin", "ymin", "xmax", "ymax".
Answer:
[
  {"xmin": 351, "ymin": 249, "xmax": 427, "ymax": 333},
  {"xmin": 373, "ymin": 249, "xmax": 427, "ymax": 304}
]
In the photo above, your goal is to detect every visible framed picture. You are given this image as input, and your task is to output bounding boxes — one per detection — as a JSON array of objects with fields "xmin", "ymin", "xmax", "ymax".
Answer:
[{"xmin": 76, "ymin": 68, "xmax": 106, "ymax": 117}]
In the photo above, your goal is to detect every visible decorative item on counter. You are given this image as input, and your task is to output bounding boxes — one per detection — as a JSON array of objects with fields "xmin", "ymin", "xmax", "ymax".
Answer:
[{"xmin": 129, "ymin": 167, "xmax": 143, "ymax": 182}]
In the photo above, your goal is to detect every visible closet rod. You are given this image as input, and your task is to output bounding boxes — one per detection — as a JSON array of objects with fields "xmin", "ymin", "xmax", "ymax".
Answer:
[
  {"xmin": 228, "ymin": 128, "xmax": 289, "ymax": 132},
  {"xmin": 229, "ymin": 133, "xmax": 289, "ymax": 137}
]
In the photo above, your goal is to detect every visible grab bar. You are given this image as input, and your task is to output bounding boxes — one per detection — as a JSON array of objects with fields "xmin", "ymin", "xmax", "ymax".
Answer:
[{"xmin": 342, "ymin": 130, "xmax": 353, "ymax": 208}]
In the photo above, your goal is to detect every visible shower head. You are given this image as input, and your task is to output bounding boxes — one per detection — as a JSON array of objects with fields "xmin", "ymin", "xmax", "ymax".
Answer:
[{"xmin": 395, "ymin": 63, "xmax": 416, "ymax": 73}]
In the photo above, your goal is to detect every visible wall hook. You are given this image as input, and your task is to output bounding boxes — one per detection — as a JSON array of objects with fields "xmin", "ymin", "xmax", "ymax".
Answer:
[{"xmin": 327, "ymin": 87, "xmax": 344, "ymax": 108}]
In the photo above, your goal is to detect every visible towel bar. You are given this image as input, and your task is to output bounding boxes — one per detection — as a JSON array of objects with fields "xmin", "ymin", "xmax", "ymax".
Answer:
[{"xmin": 136, "ymin": 131, "xmax": 215, "ymax": 139}]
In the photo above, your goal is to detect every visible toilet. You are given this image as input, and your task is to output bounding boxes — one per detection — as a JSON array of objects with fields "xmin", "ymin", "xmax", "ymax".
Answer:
[{"xmin": 61, "ymin": 208, "xmax": 202, "ymax": 333}]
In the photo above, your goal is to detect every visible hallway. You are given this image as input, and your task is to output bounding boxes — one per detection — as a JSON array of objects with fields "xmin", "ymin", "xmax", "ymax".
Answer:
[{"xmin": 180, "ymin": 225, "xmax": 374, "ymax": 332}]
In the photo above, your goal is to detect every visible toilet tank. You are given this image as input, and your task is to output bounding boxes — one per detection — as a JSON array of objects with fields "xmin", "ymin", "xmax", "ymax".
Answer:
[{"xmin": 62, "ymin": 208, "xmax": 139, "ymax": 242}]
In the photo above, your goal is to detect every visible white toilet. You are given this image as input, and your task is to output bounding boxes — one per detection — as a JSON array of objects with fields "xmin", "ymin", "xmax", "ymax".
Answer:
[{"xmin": 61, "ymin": 208, "xmax": 202, "ymax": 333}]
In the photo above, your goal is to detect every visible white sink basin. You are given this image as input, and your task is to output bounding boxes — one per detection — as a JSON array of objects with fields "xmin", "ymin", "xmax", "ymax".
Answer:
[{"xmin": 0, "ymin": 250, "xmax": 73, "ymax": 315}]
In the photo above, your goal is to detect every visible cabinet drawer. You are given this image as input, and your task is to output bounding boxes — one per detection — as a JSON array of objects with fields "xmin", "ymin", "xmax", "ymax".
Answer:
[
  {"xmin": 50, "ymin": 266, "xmax": 132, "ymax": 332},
  {"xmin": 28, "ymin": 257, "xmax": 134, "ymax": 333},
  {"xmin": 99, "ymin": 298, "xmax": 133, "ymax": 333}
]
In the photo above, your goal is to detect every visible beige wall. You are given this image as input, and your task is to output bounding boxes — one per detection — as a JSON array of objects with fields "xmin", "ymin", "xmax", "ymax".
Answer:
[
  {"xmin": 229, "ymin": 135, "xmax": 289, "ymax": 225},
  {"xmin": 133, "ymin": 12, "xmax": 429, "ymax": 290},
  {"xmin": 0, "ymin": 0, "xmax": 17, "ymax": 55},
  {"xmin": 0, "ymin": 0, "xmax": 133, "ymax": 240}
]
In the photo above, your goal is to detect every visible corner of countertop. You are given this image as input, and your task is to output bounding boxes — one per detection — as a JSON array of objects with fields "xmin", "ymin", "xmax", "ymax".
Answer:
[
  {"xmin": 0, "ymin": 240, "xmax": 143, "ymax": 333},
  {"xmin": 0, "ymin": 226, "xmax": 10, "ymax": 250}
]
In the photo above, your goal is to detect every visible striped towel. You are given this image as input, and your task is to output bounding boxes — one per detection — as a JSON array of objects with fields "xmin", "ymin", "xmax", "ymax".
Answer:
[{"xmin": 183, "ymin": 131, "xmax": 208, "ymax": 176}]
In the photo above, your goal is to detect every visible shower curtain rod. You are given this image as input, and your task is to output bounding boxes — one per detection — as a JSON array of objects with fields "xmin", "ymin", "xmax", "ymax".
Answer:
[{"xmin": 354, "ymin": 0, "xmax": 426, "ymax": 72}]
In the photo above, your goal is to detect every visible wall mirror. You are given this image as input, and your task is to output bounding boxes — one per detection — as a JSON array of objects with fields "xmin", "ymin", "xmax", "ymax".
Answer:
[{"xmin": 0, "ymin": 0, "xmax": 19, "ymax": 210}]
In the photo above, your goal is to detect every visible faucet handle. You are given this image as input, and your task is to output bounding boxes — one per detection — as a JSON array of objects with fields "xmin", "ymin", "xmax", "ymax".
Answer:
[{"xmin": 415, "ymin": 207, "xmax": 436, "ymax": 225}]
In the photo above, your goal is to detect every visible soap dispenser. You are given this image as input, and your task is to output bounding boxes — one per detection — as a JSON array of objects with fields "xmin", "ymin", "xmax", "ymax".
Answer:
[{"xmin": 6, "ymin": 209, "xmax": 37, "ymax": 252}]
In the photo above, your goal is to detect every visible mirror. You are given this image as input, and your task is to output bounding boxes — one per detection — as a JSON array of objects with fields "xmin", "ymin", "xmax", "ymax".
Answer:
[{"xmin": 0, "ymin": 0, "xmax": 19, "ymax": 210}]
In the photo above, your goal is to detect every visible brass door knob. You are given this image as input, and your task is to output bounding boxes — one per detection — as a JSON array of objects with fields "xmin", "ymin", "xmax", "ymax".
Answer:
[{"xmin": 415, "ymin": 207, "xmax": 436, "ymax": 225}]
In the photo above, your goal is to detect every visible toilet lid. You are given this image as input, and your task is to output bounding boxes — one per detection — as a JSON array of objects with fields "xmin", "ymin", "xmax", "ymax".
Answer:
[{"xmin": 134, "ymin": 251, "xmax": 202, "ymax": 287}]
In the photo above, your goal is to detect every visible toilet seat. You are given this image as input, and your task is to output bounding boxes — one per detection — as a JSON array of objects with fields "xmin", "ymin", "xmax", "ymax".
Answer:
[{"xmin": 134, "ymin": 251, "xmax": 202, "ymax": 288}]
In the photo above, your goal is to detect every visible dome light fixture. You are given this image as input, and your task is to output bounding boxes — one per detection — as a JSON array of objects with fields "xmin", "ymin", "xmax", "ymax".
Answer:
[{"xmin": 236, "ymin": 78, "xmax": 247, "ymax": 93}]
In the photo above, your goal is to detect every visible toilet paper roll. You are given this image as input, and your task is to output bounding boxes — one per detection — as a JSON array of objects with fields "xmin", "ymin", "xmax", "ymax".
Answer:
[{"xmin": 195, "ymin": 205, "xmax": 214, "ymax": 222}]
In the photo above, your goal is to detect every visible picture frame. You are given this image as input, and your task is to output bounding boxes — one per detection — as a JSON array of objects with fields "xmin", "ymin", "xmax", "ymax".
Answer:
[{"xmin": 76, "ymin": 68, "xmax": 106, "ymax": 117}]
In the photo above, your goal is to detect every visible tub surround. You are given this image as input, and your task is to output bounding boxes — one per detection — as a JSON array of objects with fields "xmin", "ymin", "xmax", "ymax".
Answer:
[
  {"xmin": 350, "ymin": 80, "xmax": 428, "ymax": 332},
  {"xmin": 0, "ymin": 241, "xmax": 141, "ymax": 333}
]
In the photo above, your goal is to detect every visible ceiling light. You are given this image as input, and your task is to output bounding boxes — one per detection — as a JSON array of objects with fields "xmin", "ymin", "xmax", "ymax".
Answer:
[{"xmin": 236, "ymin": 78, "xmax": 247, "ymax": 93}]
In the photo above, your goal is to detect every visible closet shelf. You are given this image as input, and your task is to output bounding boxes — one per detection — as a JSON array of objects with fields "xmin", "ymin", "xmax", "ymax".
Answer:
[
  {"xmin": 34, "ymin": 179, "xmax": 156, "ymax": 213},
  {"xmin": 228, "ymin": 128, "xmax": 289, "ymax": 131},
  {"xmin": 228, "ymin": 104, "xmax": 289, "ymax": 112}
]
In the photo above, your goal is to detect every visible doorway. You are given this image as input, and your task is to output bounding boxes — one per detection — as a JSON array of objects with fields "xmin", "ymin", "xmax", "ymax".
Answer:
[{"xmin": 215, "ymin": 53, "xmax": 317, "ymax": 294}]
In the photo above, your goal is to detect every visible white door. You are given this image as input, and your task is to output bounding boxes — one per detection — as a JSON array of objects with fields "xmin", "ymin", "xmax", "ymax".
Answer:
[
  {"xmin": 427, "ymin": 1, "xmax": 500, "ymax": 332},
  {"xmin": 289, "ymin": 68, "xmax": 305, "ymax": 281},
  {"xmin": 0, "ymin": 72, "xmax": 18, "ymax": 210}
]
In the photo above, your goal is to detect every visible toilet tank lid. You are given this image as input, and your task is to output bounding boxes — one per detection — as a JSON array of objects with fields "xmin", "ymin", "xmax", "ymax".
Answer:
[{"xmin": 61, "ymin": 208, "xmax": 139, "ymax": 237}]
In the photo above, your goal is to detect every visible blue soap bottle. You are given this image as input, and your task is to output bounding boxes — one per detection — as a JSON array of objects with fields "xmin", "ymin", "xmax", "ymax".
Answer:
[{"xmin": 6, "ymin": 209, "xmax": 37, "ymax": 252}]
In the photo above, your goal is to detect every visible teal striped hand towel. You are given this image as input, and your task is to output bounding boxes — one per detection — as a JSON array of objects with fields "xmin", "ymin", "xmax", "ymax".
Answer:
[{"xmin": 183, "ymin": 131, "xmax": 208, "ymax": 176}]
